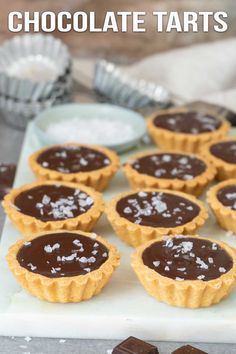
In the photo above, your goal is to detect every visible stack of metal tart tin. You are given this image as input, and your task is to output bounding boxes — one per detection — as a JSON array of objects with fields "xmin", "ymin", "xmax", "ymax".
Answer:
[{"xmin": 0, "ymin": 34, "xmax": 72, "ymax": 130}]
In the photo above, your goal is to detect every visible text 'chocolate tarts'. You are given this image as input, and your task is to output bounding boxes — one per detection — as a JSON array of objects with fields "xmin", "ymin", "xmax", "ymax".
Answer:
[
  {"xmin": 131, "ymin": 235, "xmax": 236, "ymax": 308},
  {"xmin": 29, "ymin": 143, "xmax": 120, "ymax": 191},
  {"xmin": 7, "ymin": 230, "xmax": 120, "ymax": 303},
  {"xmin": 147, "ymin": 108, "xmax": 230, "ymax": 153},
  {"xmin": 3, "ymin": 180, "xmax": 104, "ymax": 238},
  {"xmin": 207, "ymin": 179, "xmax": 236, "ymax": 235},
  {"xmin": 106, "ymin": 189, "xmax": 208, "ymax": 247},
  {"xmin": 123, "ymin": 151, "xmax": 216, "ymax": 196},
  {"xmin": 202, "ymin": 138, "xmax": 236, "ymax": 180}
]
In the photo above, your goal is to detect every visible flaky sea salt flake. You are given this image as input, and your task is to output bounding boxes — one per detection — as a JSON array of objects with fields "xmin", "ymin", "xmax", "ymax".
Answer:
[{"xmin": 153, "ymin": 261, "xmax": 160, "ymax": 267}]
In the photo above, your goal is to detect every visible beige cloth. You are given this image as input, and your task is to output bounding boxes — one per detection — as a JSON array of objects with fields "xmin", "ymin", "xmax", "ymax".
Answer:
[
  {"xmin": 73, "ymin": 38, "xmax": 236, "ymax": 111},
  {"xmin": 126, "ymin": 38, "xmax": 236, "ymax": 110}
]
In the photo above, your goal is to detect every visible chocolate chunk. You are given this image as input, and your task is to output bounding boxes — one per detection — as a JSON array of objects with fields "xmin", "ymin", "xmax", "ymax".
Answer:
[
  {"xmin": 112, "ymin": 336, "xmax": 159, "ymax": 354},
  {"xmin": 128, "ymin": 153, "xmax": 206, "ymax": 180},
  {"xmin": 0, "ymin": 187, "xmax": 11, "ymax": 201},
  {"xmin": 116, "ymin": 191, "xmax": 200, "ymax": 228},
  {"xmin": 153, "ymin": 111, "xmax": 221, "ymax": 134},
  {"xmin": 210, "ymin": 141, "xmax": 236, "ymax": 164},
  {"xmin": 14, "ymin": 184, "xmax": 94, "ymax": 222},
  {"xmin": 0, "ymin": 163, "xmax": 16, "ymax": 200},
  {"xmin": 37, "ymin": 146, "xmax": 110, "ymax": 173},
  {"xmin": 0, "ymin": 163, "xmax": 16, "ymax": 186},
  {"xmin": 17, "ymin": 232, "xmax": 109, "ymax": 278},
  {"xmin": 142, "ymin": 236, "xmax": 233, "ymax": 281},
  {"xmin": 172, "ymin": 344, "xmax": 208, "ymax": 353},
  {"xmin": 217, "ymin": 184, "xmax": 236, "ymax": 210}
]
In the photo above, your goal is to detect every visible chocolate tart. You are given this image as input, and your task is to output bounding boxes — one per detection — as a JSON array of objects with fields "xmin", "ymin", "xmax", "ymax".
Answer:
[
  {"xmin": 106, "ymin": 189, "xmax": 208, "ymax": 247},
  {"xmin": 131, "ymin": 235, "xmax": 236, "ymax": 308},
  {"xmin": 123, "ymin": 151, "xmax": 216, "ymax": 196},
  {"xmin": 207, "ymin": 179, "xmax": 236, "ymax": 234},
  {"xmin": 202, "ymin": 138, "xmax": 236, "ymax": 180},
  {"xmin": 147, "ymin": 108, "xmax": 230, "ymax": 153},
  {"xmin": 29, "ymin": 143, "xmax": 120, "ymax": 191},
  {"xmin": 6, "ymin": 230, "xmax": 120, "ymax": 303},
  {"xmin": 3, "ymin": 180, "xmax": 104, "ymax": 238}
]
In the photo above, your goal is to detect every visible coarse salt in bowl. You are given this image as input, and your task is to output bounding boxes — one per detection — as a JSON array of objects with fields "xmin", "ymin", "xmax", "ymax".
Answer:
[{"xmin": 33, "ymin": 103, "xmax": 147, "ymax": 153}]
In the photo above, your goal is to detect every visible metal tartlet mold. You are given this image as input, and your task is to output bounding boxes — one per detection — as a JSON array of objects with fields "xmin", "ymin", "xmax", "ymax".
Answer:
[
  {"xmin": 94, "ymin": 60, "xmax": 171, "ymax": 110},
  {"xmin": 0, "ymin": 89, "xmax": 72, "ymax": 130},
  {"xmin": 0, "ymin": 34, "xmax": 71, "ymax": 101}
]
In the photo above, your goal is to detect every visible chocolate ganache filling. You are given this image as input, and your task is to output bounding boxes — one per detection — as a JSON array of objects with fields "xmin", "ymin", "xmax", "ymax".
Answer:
[
  {"xmin": 129, "ymin": 153, "xmax": 206, "ymax": 180},
  {"xmin": 116, "ymin": 191, "xmax": 200, "ymax": 228},
  {"xmin": 142, "ymin": 236, "xmax": 233, "ymax": 281},
  {"xmin": 217, "ymin": 185, "xmax": 236, "ymax": 210},
  {"xmin": 210, "ymin": 141, "xmax": 236, "ymax": 164},
  {"xmin": 37, "ymin": 146, "xmax": 111, "ymax": 173},
  {"xmin": 17, "ymin": 232, "xmax": 109, "ymax": 278},
  {"xmin": 14, "ymin": 185, "xmax": 94, "ymax": 222},
  {"xmin": 153, "ymin": 111, "xmax": 222, "ymax": 134}
]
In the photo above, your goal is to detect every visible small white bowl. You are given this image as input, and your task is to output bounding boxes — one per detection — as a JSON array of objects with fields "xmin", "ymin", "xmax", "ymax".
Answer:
[{"xmin": 32, "ymin": 103, "xmax": 147, "ymax": 153}]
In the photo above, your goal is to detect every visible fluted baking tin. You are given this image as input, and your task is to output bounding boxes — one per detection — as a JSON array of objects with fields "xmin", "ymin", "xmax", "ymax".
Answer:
[
  {"xmin": 94, "ymin": 60, "xmax": 171, "ymax": 110},
  {"xmin": 0, "ymin": 34, "xmax": 71, "ymax": 101}
]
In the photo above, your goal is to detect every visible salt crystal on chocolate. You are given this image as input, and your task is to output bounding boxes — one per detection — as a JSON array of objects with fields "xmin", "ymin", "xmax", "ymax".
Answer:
[
  {"xmin": 219, "ymin": 267, "xmax": 226, "ymax": 273},
  {"xmin": 42, "ymin": 195, "xmax": 51, "ymax": 205},
  {"xmin": 84, "ymin": 268, "xmax": 91, "ymax": 272},
  {"xmin": 124, "ymin": 207, "xmax": 132, "ymax": 214},
  {"xmin": 44, "ymin": 243, "xmax": 60, "ymax": 253},
  {"xmin": 197, "ymin": 275, "xmax": 205, "ymax": 280},
  {"xmin": 196, "ymin": 257, "xmax": 208, "ymax": 270},
  {"xmin": 153, "ymin": 261, "xmax": 160, "ymax": 267},
  {"xmin": 73, "ymin": 239, "xmax": 82, "ymax": 247},
  {"xmin": 178, "ymin": 157, "xmax": 188, "ymax": 165},
  {"xmin": 138, "ymin": 191, "xmax": 148, "ymax": 198},
  {"xmin": 162, "ymin": 154, "xmax": 172, "ymax": 162},
  {"xmin": 27, "ymin": 263, "xmax": 37, "ymax": 271}
]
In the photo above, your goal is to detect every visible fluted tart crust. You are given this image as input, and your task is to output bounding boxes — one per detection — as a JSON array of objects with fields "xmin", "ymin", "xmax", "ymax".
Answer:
[
  {"xmin": 207, "ymin": 179, "xmax": 236, "ymax": 234},
  {"xmin": 106, "ymin": 188, "xmax": 208, "ymax": 247},
  {"xmin": 7, "ymin": 230, "xmax": 120, "ymax": 303},
  {"xmin": 131, "ymin": 234, "xmax": 236, "ymax": 308},
  {"xmin": 29, "ymin": 143, "xmax": 120, "ymax": 191},
  {"xmin": 123, "ymin": 150, "xmax": 216, "ymax": 196},
  {"xmin": 147, "ymin": 107, "xmax": 230, "ymax": 153},
  {"xmin": 202, "ymin": 138, "xmax": 236, "ymax": 181},
  {"xmin": 3, "ymin": 180, "xmax": 104, "ymax": 239}
]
